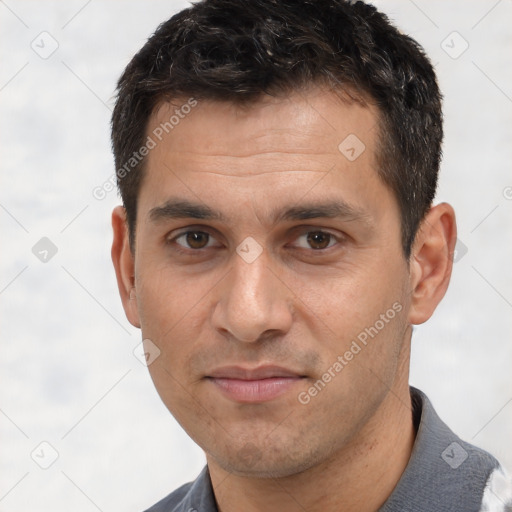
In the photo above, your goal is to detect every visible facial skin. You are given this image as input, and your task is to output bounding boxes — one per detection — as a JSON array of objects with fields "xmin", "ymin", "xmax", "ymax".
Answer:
[{"xmin": 112, "ymin": 87, "xmax": 456, "ymax": 512}]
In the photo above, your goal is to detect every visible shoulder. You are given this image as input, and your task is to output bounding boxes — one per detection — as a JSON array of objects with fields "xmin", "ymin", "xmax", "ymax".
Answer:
[
  {"xmin": 143, "ymin": 466, "xmax": 217, "ymax": 512},
  {"xmin": 380, "ymin": 387, "xmax": 511, "ymax": 512},
  {"xmin": 479, "ymin": 465, "xmax": 512, "ymax": 512},
  {"xmin": 143, "ymin": 481, "xmax": 193, "ymax": 512}
]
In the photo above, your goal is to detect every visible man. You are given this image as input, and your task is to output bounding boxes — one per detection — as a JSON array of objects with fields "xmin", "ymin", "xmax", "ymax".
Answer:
[{"xmin": 110, "ymin": 0, "xmax": 511, "ymax": 510}]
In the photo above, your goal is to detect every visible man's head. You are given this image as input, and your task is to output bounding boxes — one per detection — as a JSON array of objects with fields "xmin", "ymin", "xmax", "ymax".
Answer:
[
  {"xmin": 111, "ymin": 0, "xmax": 443, "ymax": 258},
  {"xmin": 111, "ymin": 0, "xmax": 456, "ymax": 483}
]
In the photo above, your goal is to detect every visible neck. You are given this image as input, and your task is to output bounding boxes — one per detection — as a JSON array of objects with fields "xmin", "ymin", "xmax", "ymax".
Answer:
[{"xmin": 208, "ymin": 348, "xmax": 415, "ymax": 512}]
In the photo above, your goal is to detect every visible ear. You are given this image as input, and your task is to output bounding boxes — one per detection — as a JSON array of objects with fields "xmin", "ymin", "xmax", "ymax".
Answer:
[
  {"xmin": 407, "ymin": 203, "xmax": 457, "ymax": 325},
  {"xmin": 111, "ymin": 205, "xmax": 141, "ymax": 328}
]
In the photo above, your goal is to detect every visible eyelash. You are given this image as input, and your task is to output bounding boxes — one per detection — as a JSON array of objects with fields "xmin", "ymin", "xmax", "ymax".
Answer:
[
  {"xmin": 172, "ymin": 230, "xmax": 219, "ymax": 252},
  {"xmin": 166, "ymin": 228, "xmax": 344, "ymax": 254}
]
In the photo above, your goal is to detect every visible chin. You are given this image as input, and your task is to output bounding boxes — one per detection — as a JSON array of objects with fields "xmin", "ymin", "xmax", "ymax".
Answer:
[{"xmin": 211, "ymin": 442, "xmax": 323, "ymax": 479}]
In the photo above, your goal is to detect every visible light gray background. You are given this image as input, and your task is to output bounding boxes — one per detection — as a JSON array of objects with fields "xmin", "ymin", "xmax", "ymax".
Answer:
[{"xmin": 1, "ymin": 1, "xmax": 511, "ymax": 510}]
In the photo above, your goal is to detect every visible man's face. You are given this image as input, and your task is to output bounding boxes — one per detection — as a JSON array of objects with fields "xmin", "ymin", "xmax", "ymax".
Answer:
[{"xmin": 126, "ymin": 88, "xmax": 414, "ymax": 477}]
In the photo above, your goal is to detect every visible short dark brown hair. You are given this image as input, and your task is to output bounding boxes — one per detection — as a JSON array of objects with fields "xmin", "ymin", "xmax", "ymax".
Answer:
[{"xmin": 111, "ymin": 0, "xmax": 443, "ymax": 257}]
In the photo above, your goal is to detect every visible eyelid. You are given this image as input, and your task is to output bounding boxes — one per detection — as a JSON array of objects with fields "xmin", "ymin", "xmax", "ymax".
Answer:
[
  {"xmin": 177, "ymin": 232, "xmax": 216, "ymax": 249},
  {"xmin": 166, "ymin": 224, "xmax": 217, "ymax": 238},
  {"xmin": 289, "ymin": 228, "xmax": 344, "ymax": 250},
  {"xmin": 165, "ymin": 225, "xmax": 221, "ymax": 248}
]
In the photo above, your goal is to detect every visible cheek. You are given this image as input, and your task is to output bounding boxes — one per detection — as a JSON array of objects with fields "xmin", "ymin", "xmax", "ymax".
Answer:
[
  {"xmin": 135, "ymin": 257, "xmax": 204, "ymax": 332},
  {"xmin": 292, "ymin": 256, "xmax": 405, "ymax": 335},
  {"xmin": 134, "ymin": 274, "xmax": 206, "ymax": 392},
  {"xmin": 295, "ymin": 256, "xmax": 410, "ymax": 394},
  {"xmin": 136, "ymin": 272, "xmax": 208, "ymax": 413}
]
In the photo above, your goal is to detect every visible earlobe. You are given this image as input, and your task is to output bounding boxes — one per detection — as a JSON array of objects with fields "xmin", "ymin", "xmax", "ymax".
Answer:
[
  {"xmin": 407, "ymin": 203, "xmax": 457, "ymax": 325},
  {"xmin": 111, "ymin": 205, "xmax": 141, "ymax": 328}
]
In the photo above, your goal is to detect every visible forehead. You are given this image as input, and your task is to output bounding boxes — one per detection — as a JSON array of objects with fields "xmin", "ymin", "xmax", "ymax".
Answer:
[
  {"xmin": 137, "ymin": 87, "xmax": 390, "ymax": 226},
  {"xmin": 148, "ymin": 88, "xmax": 378, "ymax": 167}
]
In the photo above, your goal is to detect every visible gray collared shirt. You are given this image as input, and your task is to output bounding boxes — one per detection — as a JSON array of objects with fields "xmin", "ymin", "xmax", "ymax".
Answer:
[{"xmin": 145, "ymin": 387, "xmax": 512, "ymax": 511}]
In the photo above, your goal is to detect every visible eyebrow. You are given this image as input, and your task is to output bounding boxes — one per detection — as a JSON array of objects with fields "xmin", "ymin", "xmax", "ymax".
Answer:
[
  {"xmin": 148, "ymin": 197, "xmax": 372, "ymax": 226},
  {"xmin": 149, "ymin": 199, "xmax": 225, "ymax": 223},
  {"xmin": 275, "ymin": 202, "xmax": 370, "ymax": 224}
]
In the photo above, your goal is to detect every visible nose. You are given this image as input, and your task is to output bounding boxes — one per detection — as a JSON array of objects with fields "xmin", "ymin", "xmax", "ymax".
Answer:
[{"xmin": 211, "ymin": 248, "xmax": 293, "ymax": 343}]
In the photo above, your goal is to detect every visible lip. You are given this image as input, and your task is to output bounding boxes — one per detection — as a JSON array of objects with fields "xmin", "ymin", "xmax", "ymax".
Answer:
[{"xmin": 206, "ymin": 365, "xmax": 306, "ymax": 403}]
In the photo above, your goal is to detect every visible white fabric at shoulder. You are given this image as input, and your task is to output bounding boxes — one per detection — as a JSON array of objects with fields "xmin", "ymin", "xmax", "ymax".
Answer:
[{"xmin": 479, "ymin": 466, "xmax": 512, "ymax": 512}]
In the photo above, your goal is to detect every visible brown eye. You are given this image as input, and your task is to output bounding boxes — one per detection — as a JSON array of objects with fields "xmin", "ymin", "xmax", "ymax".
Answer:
[
  {"xmin": 186, "ymin": 231, "xmax": 209, "ymax": 248},
  {"xmin": 306, "ymin": 231, "xmax": 333, "ymax": 250},
  {"xmin": 175, "ymin": 231, "xmax": 211, "ymax": 249}
]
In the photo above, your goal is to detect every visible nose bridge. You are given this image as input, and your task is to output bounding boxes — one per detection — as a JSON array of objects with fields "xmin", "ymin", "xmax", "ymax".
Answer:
[
  {"xmin": 233, "ymin": 252, "xmax": 272, "ymax": 310},
  {"xmin": 213, "ymin": 247, "xmax": 292, "ymax": 343}
]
